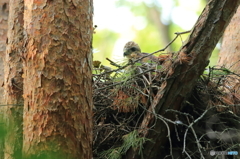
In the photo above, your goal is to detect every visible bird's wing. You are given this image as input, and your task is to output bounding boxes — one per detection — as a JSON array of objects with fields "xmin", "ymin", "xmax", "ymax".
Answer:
[{"xmin": 139, "ymin": 53, "xmax": 158, "ymax": 62}]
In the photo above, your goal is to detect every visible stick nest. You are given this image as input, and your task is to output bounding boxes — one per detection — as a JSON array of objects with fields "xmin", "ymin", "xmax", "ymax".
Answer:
[{"xmin": 93, "ymin": 56, "xmax": 240, "ymax": 158}]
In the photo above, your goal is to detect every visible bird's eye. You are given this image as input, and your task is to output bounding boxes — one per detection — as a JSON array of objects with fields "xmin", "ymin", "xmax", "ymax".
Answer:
[{"xmin": 130, "ymin": 47, "xmax": 137, "ymax": 52}]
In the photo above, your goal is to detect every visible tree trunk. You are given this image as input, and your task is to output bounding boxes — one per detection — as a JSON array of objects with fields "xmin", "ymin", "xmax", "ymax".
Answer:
[
  {"xmin": 125, "ymin": 0, "xmax": 240, "ymax": 158},
  {"xmin": 0, "ymin": 0, "xmax": 8, "ymax": 57},
  {"xmin": 218, "ymin": 6, "xmax": 240, "ymax": 74},
  {"xmin": 0, "ymin": 1, "xmax": 9, "ymax": 159},
  {"xmin": 217, "ymin": 6, "xmax": 240, "ymax": 115},
  {"xmin": 22, "ymin": 1, "xmax": 93, "ymax": 159},
  {"xmin": 0, "ymin": 0, "xmax": 9, "ymax": 103},
  {"xmin": 2, "ymin": 0, "xmax": 24, "ymax": 158}
]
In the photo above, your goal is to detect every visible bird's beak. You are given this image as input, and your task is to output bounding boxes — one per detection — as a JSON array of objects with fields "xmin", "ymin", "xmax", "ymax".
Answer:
[{"xmin": 124, "ymin": 48, "xmax": 130, "ymax": 57}]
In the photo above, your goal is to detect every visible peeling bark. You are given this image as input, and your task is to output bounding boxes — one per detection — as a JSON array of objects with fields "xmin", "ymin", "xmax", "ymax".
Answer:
[
  {"xmin": 0, "ymin": 0, "xmax": 9, "ymax": 104},
  {"xmin": 0, "ymin": 0, "xmax": 9, "ymax": 158},
  {"xmin": 0, "ymin": 0, "xmax": 8, "ymax": 57},
  {"xmin": 3, "ymin": 0, "xmax": 24, "ymax": 158},
  {"xmin": 22, "ymin": 1, "xmax": 93, "ymax": 159},
  {"xmin": 125, "ymin": 0, "xmax": 240, "ymax": 158}
]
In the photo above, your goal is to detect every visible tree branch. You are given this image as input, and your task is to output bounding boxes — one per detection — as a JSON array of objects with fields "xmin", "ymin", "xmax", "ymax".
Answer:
[{"xmin": 125, "ymin": 0, "xmax": 240, "ymax": 158}]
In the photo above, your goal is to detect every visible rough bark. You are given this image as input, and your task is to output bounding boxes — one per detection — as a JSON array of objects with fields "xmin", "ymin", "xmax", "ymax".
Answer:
[
  {"xmin": 0, "ymin": 0, "xmax": 9, "ymax": 104},
  {"xmin": 125, "ymin": 0, "xmax": 240, "ymax": 158},
  {"xmin": 0, "ymin": 1, "xmax": 9, "ymax": 159},
  {"xmin": 22, "ymin": 1, "xmax": 93, "ymax": 159},
  {"xmin": 3, "ymin": 0, "xmax": 24, "ymax": 158},
  {"xmin": 218, "ymin": 6, "xmax": 240, "ymax": 74},
  {"xmin": 0, "ymin": 0, "xmax": 8, "ymax": 57}
]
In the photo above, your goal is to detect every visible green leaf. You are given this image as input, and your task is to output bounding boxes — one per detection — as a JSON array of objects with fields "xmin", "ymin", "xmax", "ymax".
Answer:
[
  {"xmin": 134, "ymin": 62, "xmax": 142, "ymax": 66},
  {"xmin": 157, "ymin": 65, "xmax": 162, "ymax": 69}
]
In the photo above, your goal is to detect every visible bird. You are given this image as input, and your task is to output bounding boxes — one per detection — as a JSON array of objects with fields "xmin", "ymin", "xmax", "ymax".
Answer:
[{"xmin": 123, "ymin": 41, "xmax": 159, "ymax": 63}]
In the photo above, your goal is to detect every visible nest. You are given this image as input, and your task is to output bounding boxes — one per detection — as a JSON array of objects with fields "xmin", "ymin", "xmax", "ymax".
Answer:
[{"xmin": 93, "ymin": 56, "xmax": 240, "ymax": 158}]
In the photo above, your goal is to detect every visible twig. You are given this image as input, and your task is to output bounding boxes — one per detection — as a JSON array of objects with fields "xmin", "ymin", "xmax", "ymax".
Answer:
[
  {"xmin": 99, "ymin": 128, "xmax": 115, "ymax": 145},
  {"xmin": 95, "ymin": 68, "xmax": 155, "ymax": 90},
  {"xmin": 0, "ymin": 104, "xmax": 23, "ymax": 107},
  {"xmin": 166, "ymin": 109, "xmax": 194, "ymax": 119},
  {"xmin": 94, "ymin": 30, "xmax": 191, "ymax": 77},
  {"xmin": 153, "ymin": 30, "xmax": 191, "ymax": 54},
  {"xmin": 106, "ymin": 58, "xmax": 121, "ymax": 68},
  {"xmin": 130, "ymin": 31, "xmax": 191, "ymax": 64},
  {"xmin": 182, "ymin": 108, "xmax": 210, "ymax": 158},
  {"xmin": 157, "ymin": 115, "xmax": 174, "ymax": 159},
  {"xmin": 187, "ymin": 116, "xmax": 204, "ymax": 159}
]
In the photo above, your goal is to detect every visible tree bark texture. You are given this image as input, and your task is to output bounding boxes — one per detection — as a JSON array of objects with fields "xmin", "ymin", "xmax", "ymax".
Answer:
[
  {"xmin": 0, "ymin": 0, "xmax": 8, "ymax": 57},
  {"xmin": 0, "ymin": 1, "xmax": 9, "ymax": 159},
  {"xmin": 22, "ymin": 1, "xmax": 93, "ymax": 159},
  {"xmin": 125, "ymin": 0, "xmax": 240, "ymax": 158},
  {"xmin": 218, "ymin": 6, "xmax": 240, "ymax": 74},
  {"xmin": 3, "ymin": 0, "xmax": 24, "ymax": 158},
  {"xmin": 0, "ymin": 0, "xmax": 9, "ymax": 104}
]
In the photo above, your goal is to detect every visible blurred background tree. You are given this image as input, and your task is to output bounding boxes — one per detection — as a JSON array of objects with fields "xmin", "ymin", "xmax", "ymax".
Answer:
[{"xmin": 93, "ymin": 0, "xmax": 219, "ymax": 67}]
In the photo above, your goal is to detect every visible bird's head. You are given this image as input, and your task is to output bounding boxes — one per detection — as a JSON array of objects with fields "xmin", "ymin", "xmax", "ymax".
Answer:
[{"xmin": 123, "ymin": 41, "xmax": 141, "ymax": 59}]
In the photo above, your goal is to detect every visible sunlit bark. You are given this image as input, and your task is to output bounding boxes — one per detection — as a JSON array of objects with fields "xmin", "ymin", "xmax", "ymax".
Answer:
[
  {"xmin": 3, "ymin": 0, "xmax": 24, "ymax": 158},
  {"xmin": 0, "ymin": 0, "xmax": 9, "ymax": 104},
  {"xmin": 22, "ymin": 1, "xmax": 93, "ymax": 158},
  {"xmin": 0, "ymin": 1, "xmax": 9, "ymax": 159}
]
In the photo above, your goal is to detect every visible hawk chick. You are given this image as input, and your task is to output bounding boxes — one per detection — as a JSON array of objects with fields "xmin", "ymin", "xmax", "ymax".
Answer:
[{"xmin": 123, "ymin": 41, "xmax": 158, "ymax": 63}]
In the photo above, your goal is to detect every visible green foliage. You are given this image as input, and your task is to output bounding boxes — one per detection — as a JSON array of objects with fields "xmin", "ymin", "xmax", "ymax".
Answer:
[
  {"xmin": 202, "ymin": 66, "xmax": 232, "ymax": 82},
  {"xmin": 157, "ymin": 65, "xmax": 162, "ymax": 69},
  {"xmin": 100, "ymin": 130, "xmax": 150, "ymax": 159},
  {"xmin": 121, "ymin": 130, "xmax": 149, "ymax": 155},
  {"xmin": 210, "ymin": 66, "xmax": 231, "ymax": 76},
  {"xmin": 93, "ymin": 0, "xmax": 220, "ymax": 70},
  {"xmin": 0, "ymin": 126, "xmax": 6, "ymax": 141},
  {"xmin": 0, "ymin": 120, "xmax": 6, "ymax": 140},
  {"xmin": 169, "ymin": 24, "xmax": 188, "ymax": 49},
  {"xmin": 113, "ymin": 69, "xmax": 133, "ymax": 83},
  {"xmin": 134, "ymin": 62, "xmax": 143, "ymax": 66},
  {"xmin": 209, "ymin": 46, "xmax": 220, "ymax": 66},
  {"xmin": 93, "ymin": 29, "xmax": 119, "ymax": 65},
  {"xmin": 100, "ymin": 148, "xmax": 122, "ymax": 159}
]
